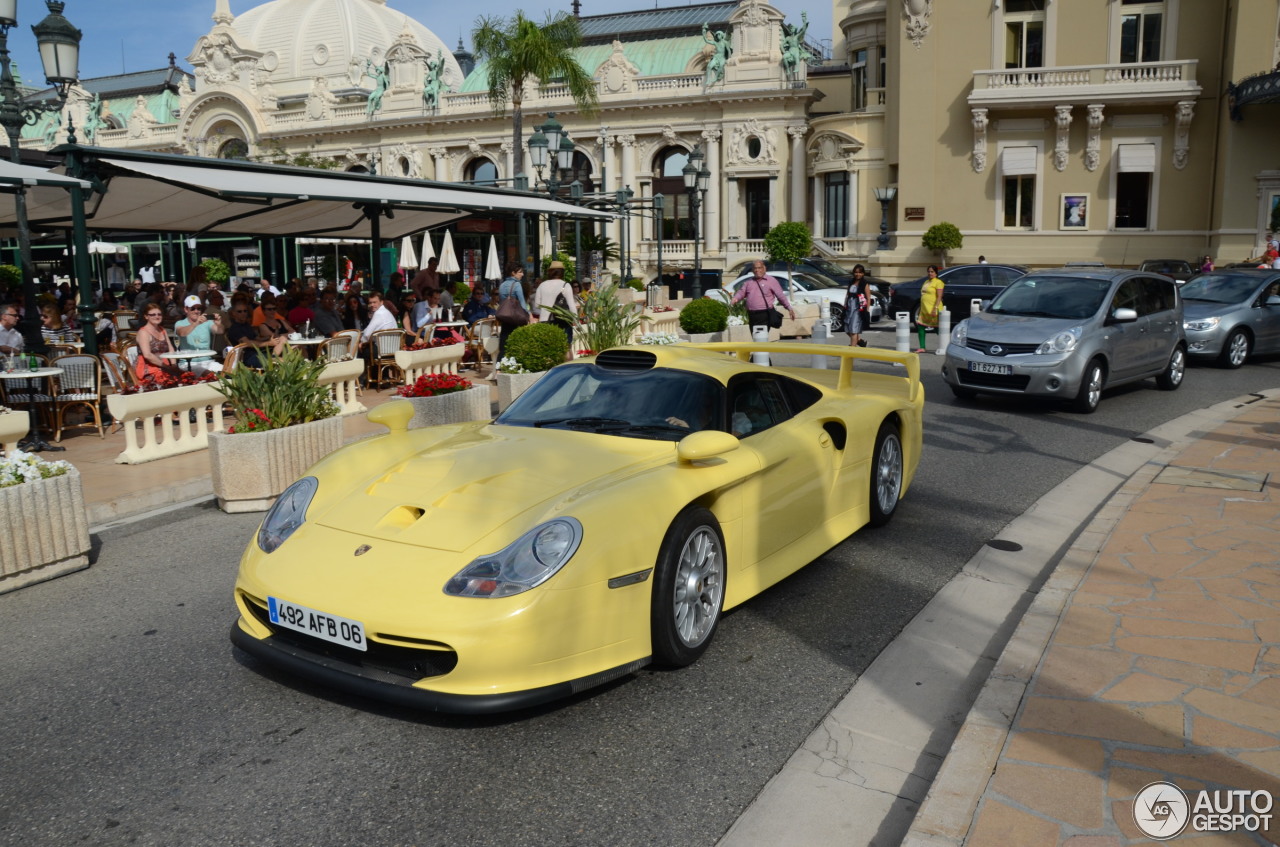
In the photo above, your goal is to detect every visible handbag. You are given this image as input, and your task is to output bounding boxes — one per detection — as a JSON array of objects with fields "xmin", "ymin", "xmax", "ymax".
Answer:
[{"xmin": 495, "ymin": 283, "xmax": 530, "ymax": 328}]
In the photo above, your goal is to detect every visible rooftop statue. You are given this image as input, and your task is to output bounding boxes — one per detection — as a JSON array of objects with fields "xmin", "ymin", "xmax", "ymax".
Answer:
[
  {"xmin": 781, "ymin": 12, "xmax": 816, "ymax": 82},
  {"xmin": 83, "ymin": 93, "xmax": 104, "ymax": 144},
  {"xmin": 423, "ymin": 49, "xmax": 447, "ymax": 112},
  {"xmin": 364, "ymin": 59, "xmax": 390, "ymax": 117},
  {"xmin": 702, "ymin": 23, "xmax": 732, "ymax": 89}
]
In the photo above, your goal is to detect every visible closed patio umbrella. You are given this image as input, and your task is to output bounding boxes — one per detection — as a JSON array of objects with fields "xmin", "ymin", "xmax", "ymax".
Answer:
[
  {"xmin": 419, "ymin": 232, "xmax": 435, "ymax": 269},
  {"xmin": 437, "ymin": 229, "xmax": 460, "ymax": 281},
  {"xmin": 483, "ymin": 235, "xmax": 502, "ymax": 282},
  {"xmin": 398, "ymin": 235, "xmax": 418, "ymax": 272}
]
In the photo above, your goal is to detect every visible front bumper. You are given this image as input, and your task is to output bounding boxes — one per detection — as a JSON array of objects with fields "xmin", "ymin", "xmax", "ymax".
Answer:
[
  {"xmin": 942, "ymin": 343, "xmax": 1085, "ymax": 398},
  {"xmin": 1184, "ymin": 327, "xmax": 1227, "ymax": 358},
  {"xmin": 231, "ymin": 618, "xmax": 649, "ymax": 714}
]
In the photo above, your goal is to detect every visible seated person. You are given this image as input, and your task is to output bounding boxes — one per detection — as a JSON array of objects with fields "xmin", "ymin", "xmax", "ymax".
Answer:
[
  {"xmin": 730, "ymin": 389, "xmax": 772, "ymax": 438},
  {"xmin": 461, "ymin": 287, "xmax": 495, "ymax": 325},
  {"xmin": 174, "ymin": 295, "xmax": 224, "ymax": 374}
]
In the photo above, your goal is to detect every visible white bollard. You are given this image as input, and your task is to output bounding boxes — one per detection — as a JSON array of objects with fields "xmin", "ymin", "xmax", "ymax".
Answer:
[
  {"xmin": 970, "ymin": 298, "xmax": 983, "ymax": 318},
  {"xmin": 751, "ymin": 324, "xmax": 771, "ymax": 366},
  {"xmin": 810, "ymin": 306, "xmax": 830, "ymax": 369},
  {"xmin": 936, "ymin": 309, "xmax": 952, "ymax": 355},
  {"xmin": 895, "ymin": 311, "xmax": 912, "ymax": 352}
]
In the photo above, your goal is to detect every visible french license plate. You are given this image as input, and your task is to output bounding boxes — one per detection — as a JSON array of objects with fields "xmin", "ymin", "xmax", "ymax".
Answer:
[
  {"xmin": 969, "ymin": 361, "xmax": 1013, "ymax": 375},
  {"xmin": 268, "ymin": 596, "xmax": 367, "ymax": 652}
]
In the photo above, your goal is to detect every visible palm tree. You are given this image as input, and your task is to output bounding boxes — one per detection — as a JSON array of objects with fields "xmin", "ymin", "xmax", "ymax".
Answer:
[{"xmin": 471, "ymin": 11, "xmax": 599, "ymax": 181}]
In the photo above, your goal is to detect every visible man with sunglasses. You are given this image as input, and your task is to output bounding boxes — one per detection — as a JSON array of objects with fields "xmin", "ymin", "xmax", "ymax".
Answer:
[
  {"xmin": 175, "ymin": 295, "xmax": 224, "ymax": 373},
  {"xmin": 0, "ymin": 305, "xmax": 23, "ymax": 355}
]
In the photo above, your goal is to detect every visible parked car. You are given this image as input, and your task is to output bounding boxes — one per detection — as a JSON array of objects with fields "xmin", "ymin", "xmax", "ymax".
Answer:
[
  {"xmin": 728, "ymin": 258, "xmax": 890, "ymax": 320},
  {"xmin": 711, "ymin": 271, "xmax": 884, "ymax": 323},
  {"xmin": 1180, "ymin": 269, "xmax": 1280, "ymax": 367},
  {"xmin": 230, "ymin": 343, "xmax": 924, "ymax": 713},
  {"xmin": 941, "ymin": 268, "xmax": 1186, "ymax": 413},
  {"xmin": 887, "ymin": 264, "xmax": 1028, "ymax": 323},
  {"xmin": 1138, "ymin": 259, "xmax": 1195, "ymax": 282}
]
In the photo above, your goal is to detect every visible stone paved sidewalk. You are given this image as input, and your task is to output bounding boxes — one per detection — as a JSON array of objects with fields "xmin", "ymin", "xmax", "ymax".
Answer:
[{"xmin": 909, "ymin": 396, "xmax": 1280, "ymax": 846}]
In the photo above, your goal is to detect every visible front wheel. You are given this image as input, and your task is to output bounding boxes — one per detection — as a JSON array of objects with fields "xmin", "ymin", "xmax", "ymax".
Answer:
[
  {"xmin": 869, "ymin": 420, "xmax": 903, "ymax": 527},
  {"xmin": 1218, "ymin": 329, "xmax": 1250, "ymax": 369},
  {"xmin": 651, "ymin": 507, "xmax": 726, "ymax": 667},
  {"xmin": 1070, "ymin": 359, "xmax": 1105, "ymax": 414},
  {"xmin": 1156, "ymin": 345, "xmax": 1186, "ymax": 390}
]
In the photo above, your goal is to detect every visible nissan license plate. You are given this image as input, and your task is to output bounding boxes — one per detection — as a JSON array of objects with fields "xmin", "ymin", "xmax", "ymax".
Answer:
[
  {"xmin": 268, "ymin": 596, "xmax": 367, "ymax": 652},
  {"xmin": 969, "ymin": 362, "xmax": 1013, "ymax": 375}
]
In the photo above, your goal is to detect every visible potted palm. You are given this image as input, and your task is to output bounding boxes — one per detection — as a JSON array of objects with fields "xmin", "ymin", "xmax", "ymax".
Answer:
[
  {"xmin": 208, "ymin": 347, "xmax": 342, "ymax": 513},
  {"xmin": 495, "ymin": 323, "xmax": 568, "ymax": 411},
  {"xmin": 0, "ymin": 448, "xmax": 90, "ymax": 594},
  {"xmin": 396, "ymin": 372, "xmax": 491, "ymax": 428}
]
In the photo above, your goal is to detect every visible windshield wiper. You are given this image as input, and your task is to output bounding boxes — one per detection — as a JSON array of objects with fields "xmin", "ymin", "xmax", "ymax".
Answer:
[{"xmin": 534, "ymin": 416, "xmax": 630, "ymax": 430}]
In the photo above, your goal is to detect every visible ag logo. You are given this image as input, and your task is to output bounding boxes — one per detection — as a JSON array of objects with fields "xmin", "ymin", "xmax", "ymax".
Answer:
[{"xmin": 1134, "ymin": 781, "xmax": 1190, "ymax": 840}]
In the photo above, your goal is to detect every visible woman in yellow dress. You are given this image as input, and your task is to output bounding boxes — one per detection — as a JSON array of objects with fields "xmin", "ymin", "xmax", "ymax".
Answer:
[{"xmin": 916, "ymin": 265, "xmax": 944, "ymax": 352}]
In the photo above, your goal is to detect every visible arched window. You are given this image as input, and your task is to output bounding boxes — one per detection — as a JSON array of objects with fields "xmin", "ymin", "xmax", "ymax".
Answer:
[
  {"xmin": 567, "ymin": 152, "xmax": 595, "ymax": 195},
  {"xmin": 218, "ymin": 138, "xmax": 249, "ymax": 160},
  {"xmin": 653, "ymin": 147, "xmax": 692, "ymax": 240},
  {"xmin": 466, "ymin": 159, "xmax": 498, "ymax": 186},
  {"xmin": 346, "ymin": 165, "xmax": 370, "ymax": 174}
]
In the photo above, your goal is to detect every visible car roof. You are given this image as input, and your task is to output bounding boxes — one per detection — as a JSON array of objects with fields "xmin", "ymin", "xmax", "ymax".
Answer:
[
  {"xmin": 587, "ymin": 344, "xmax": 810, "ymax": 385},
  {"xmin": 942, "ymin": 263, "xmax": 1028, "ymax": 271},
  {"xmin": 1027, "ymin": 267, "xmax": 1166, "ymax": 282}
]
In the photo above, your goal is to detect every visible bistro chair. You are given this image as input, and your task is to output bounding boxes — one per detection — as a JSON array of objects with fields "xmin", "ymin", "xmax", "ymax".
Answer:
[
  {"xmin": 466, "ymin": 318, "xmax": 498, "ymax": 372},
  {"xmin": 111, "ymin": 310, "xmax": 137, "ymax": 332},
  {"xmin": 318, "ymin": 334, "xmax": 354, "ymax": 363},
  {"xmin": 366, "ymin": 329, "xmax": 406, "ymax": 389},
  {"xmin": 50, "ymin": 354, "xmax": 104, "ymax": 441},
  {"xmin": 0, "ymin": 354, "xmax": 54, "ymax": 430},
  {"xmin": 222, "ymin": 341, "xmax": 261, "ymax": 372},
  {"xmin": 100, "ymin": 352, "xmax": 133, "ymax": 433},
  {"xmin": 47, "ymin": 343, "xmax": 77, "ymax": 359}
]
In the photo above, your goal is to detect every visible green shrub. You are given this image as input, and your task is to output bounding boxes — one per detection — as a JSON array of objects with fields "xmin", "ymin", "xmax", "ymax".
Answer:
[
  {"xmin": 541, "ymin": 251, "xmax": 576, "ymax": 283},
  {"xmin": 764, "ymin": 221, "xmax": 812, "ymax": 266},
  {"xmin": 626, "ymin": 278, "xmax": 645, "ymax": 291},
  {"xmin": 0, "ymin": 264, "xmax": 21, "ymax": 293},
  {"xmin": 922, "ymin": 222, "xmax": 963, "ymax": 265},
  {"xmin": 215, "ymin": 346, "xmax": 339, "ymax": 433},
  {"xmin": 506, "ymin": 322, "xmax": 569, "ymax": 372},
  {"xmin": 453, "ymin": 281, "xmax": 472, "ymax": 303},
  {"xmin": 200, "ymin": 257, "xmax": 231, "ymax": 284},
  {"xmin": 679, "ymin": 298, "xmax": 729, "ymax": 334}
]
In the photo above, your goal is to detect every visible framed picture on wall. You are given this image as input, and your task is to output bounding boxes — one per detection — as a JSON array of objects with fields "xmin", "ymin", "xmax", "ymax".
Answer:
[{"xmin": 1061, "ymin": 194, "xmax": 1089, "ymax": 230}]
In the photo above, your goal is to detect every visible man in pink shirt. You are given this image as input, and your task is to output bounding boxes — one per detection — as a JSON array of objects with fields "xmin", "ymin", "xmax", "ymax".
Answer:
[{"xmin": 730, "ymin": 260, "xmax": 796, "ymax": 328}]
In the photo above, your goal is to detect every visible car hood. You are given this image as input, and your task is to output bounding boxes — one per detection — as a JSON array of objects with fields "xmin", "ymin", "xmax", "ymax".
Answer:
[
  {"xmin": 964, "ymin": 311, "xmax": 1089, "ymax": 342},
  {"xmin": 1182, "ymin": 300, "xmax": 1243, "ymax": 321},
  {"xmin": 312, "ymin": 424, "xmax": 673, "ymax": 553}
]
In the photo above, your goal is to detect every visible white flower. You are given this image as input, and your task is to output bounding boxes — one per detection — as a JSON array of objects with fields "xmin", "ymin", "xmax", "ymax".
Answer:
[
  {"xmin": 496, "ymin": 356, "xmax": 530, "ymax": 375},
  {"xmin": 637, "ymin": 332, "xmax": 682, "ymax": 346},
  {"xmin": 0, "ymin": 449, "xmax": 71, "ymax": 488},
  {"xmin": 727, "ymin": 315, "xmax": 746, "ymax": 326}
]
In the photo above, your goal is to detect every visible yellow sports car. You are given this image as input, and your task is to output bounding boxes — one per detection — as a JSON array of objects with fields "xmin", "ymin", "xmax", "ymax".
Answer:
[{"xmin": 230, "ymin": 343, "xmax": 924, "ymax": 713}]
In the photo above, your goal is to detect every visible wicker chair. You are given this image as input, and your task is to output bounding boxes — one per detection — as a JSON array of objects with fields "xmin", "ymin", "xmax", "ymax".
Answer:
[
  {"xmin": 366, "ymin": 329, "xmax": 406, "ymax": 389},
  {"xmin": 466, "ymin": 318, "xmax": 498, "ymax": 371},
  {"xmin": 0, "ymin": 354, "xmax": 53, "ymax": 430},
  {"xmin": 50, "ymin": 354, "xmax": 104, "ymax": 441},
  {"xmin": 222, "ymin": 341, "xmax": 261, "ymax": 372},
  {"xmin": 111, "ymin": 310, "xmax": 137, "ymax": 332},
  {"xmin": 100, "ymin": 353, "xmax": 132, "ymax": 433},
  {"xmin": 318, "ymin": 334, "xmax": 355, "ymax": 363}
]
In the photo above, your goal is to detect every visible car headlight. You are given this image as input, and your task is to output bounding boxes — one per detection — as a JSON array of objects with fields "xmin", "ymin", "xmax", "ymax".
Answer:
[
  {"xmin": 1036, "ymin": 326, "xmax": 1083, "ymax": 354},
  {"xmin": 258, "ymin": 476, "xmax": 318, "ymax": 554},
  {"xmin": 445, "ymin": 518, "xmax": 584, "ymax": 598},
  {"xmin": 1184, "ymin": 316, "xmax": 1220, "ymax": 332},
  {"xmin": 951, "ymin": 320, "xmax": 968, "ymax": 347}
]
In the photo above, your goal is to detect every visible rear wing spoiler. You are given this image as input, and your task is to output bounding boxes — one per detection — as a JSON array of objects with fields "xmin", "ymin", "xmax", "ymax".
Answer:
[{"xmin": 694, "ymin": 342, "xmax": 922, "ymax": 404}]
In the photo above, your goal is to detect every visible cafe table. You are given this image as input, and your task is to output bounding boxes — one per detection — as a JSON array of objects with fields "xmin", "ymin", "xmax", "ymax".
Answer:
[
  {"xmin": 286, "ymin": 336, "xmax": 327, "ymax": 359},
  {"xmin": 160, "ymin": 350, "xmax": 216, "ymax": 371},
  {"xmin": 0, "ymin": 366, "xmax": 65, "ymax": 452}
]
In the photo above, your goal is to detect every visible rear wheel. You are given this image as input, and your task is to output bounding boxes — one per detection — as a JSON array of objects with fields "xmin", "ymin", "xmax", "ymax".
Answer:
[
  {"xmin": 869, "ymin": 420, "xmax": 903, "ymax": 527},
  {"xmin": 1070, "ymin": 359, "xmax": 1105, "ymax": 414},
  {"xmin": 1218, "ymin": 329, "xmax": 1250, "ymax": 369},
  {"xmin": 651, "ymin": 507, "xmax": 726, "ymax": 667},
  {"xmin": 1156, "ymin": 345, "xmax": 1186, "ymax": 390}
]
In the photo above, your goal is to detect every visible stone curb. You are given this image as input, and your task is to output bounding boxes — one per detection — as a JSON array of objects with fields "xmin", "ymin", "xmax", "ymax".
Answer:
[{"xmin": 900, "ymin": 387, "xmax": 1280, "ymax": 846}]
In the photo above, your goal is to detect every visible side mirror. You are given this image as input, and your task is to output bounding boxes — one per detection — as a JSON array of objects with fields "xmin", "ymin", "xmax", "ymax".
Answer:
[
  {"xmin": 677, "ymin": 430, "xmax": 740, "ymax": 463},
  {"xmin": 368, "ymin": 399, "xmax": 413, "ymax": 433},
  {"xmin": 1111, "ymin": 307, "xmax": 1138, "ymax": 323}
]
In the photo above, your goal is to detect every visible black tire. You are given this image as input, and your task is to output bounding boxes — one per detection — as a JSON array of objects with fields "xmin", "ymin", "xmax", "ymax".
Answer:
[
  {"xmin": 651, "ymin": 507, "xmax": 726, "ymax": 667},
  {"xmin": 869, "ymin": 420, "xmax": 903, "ymax": 527},
  {"xmin": 1218, "ymin": 329, "xmax": 1250, "ymax": 369},
  {"xmin": 1156, "ymin": 345, "xmax": 1186, "ymax": 390},
  {"xmin": 1070, "ymin": 359, "xmax": 1105, "ymax": 414},
  {"xmin": 949, "ymin": 384, "xmax": 978, "ymax": 401}
]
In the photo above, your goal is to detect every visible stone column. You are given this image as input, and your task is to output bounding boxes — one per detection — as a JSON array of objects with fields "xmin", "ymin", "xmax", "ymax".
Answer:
[
  {"xmin": 500, "ymin": 140, "xmax": 514, "ymax": 182},
  {"xmin": 768, "ymin": 176, "xmax": 779, "ymax": 230},
  {"xmin": 620, "ymin": 134, "xmax": 639, "ymax": 260},
  {"xmin": 702, "ymin": 130, "xmax": 721, "ymax": 254},
  {"xmin": 430, "ymin": 147, "xmax": 449, "ymax": 182},
  {"xmin": 788, "ymin": 124, "xmax": 808, "ymax": 222},
  {"xmin": 726, "ymin": 177, "xmax": 740, "ymax": 248}
]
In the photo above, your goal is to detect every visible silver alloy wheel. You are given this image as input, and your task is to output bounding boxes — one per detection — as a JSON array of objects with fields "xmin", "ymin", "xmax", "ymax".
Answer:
[
  {"xmin": 1084, "ymin": 364, "xmax": 1103, "ymax": 409},
  {"xmin": 672, "ymin": 527, "xmax": 724, "ymax": 648},
  {"xmin": 876, "ymin": 432, "xmax": 903, "ymax": 515},
  {"xmin": 1228, "ymin": 332, "xmax": 1249, "ymax": 367},
  {"xmin": 1168, "ymin": 347, "xmax": 1185, "ymax": 386}
]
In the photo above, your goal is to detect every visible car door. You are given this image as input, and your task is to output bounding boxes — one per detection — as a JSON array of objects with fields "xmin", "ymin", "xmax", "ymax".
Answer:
[
  {"xmin": 1140, "ymin": 276, "xmax": 1181, "ymax": 370},
  {"xmin": 1251, "ymin": 279, "xmax": 1280, "ymax": 354},
  {"xmin": 1104, "ymin": 277, "xmax": 1150, "ymax": 380},
  {"xmin": 726, "ymin": 374, "xmax": 837, "ymax": 566},
  {"xmin": 938, "ymin": 266, "xmax": 990, "ymax": 320}
]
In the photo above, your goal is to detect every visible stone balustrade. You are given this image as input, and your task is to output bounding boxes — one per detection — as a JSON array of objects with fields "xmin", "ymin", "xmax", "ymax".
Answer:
[
  {"xmin": 322, "ymin": 358, "xmax": 367, "ymax": 416},
  {"xmin": 395, "ymin": 343, "xmax": 465, "ymax": 383}
]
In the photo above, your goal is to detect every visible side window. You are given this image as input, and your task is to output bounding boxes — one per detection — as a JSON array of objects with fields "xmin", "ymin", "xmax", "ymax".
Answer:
[
  {"xmin": 1110, "ymin": 279, "xmax": 1143, "ymax": 315},
  {"xmin": 989, "ymin": 267, "xmax": 1024, "ymax": 286},
  {"xmin": 778, "ymin": 376, "xmax": 822, "ymax": 414},
  {"xmin": 728, "ymin": 376, "xmax": 790, "ymax": 438},
  {"xmin": 1142, "ymin": 277, "xmax": 1175, "ymax": 313},
  {"xmin": 943, "ymin": 266, "xmax": 986, "ymax": 285}
]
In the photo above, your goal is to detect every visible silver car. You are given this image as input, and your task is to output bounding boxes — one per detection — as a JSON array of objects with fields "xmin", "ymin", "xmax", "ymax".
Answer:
[
  {"xmin": 1180, "ymin": 270, "xmax": 1280, "ymax": 368},
  {"xmin": 942, "ymin": 269, "xmax": 1186, "ymax": 413}
]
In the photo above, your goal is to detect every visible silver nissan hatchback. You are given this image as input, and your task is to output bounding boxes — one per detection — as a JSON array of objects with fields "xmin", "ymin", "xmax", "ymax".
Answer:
[{"xmin": 942, "ymin": 268, "xmax": 1186, "ymax": 413}]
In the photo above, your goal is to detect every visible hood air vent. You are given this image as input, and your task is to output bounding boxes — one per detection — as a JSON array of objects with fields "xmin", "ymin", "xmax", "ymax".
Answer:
[{"xmin": 595, "ymin": 349, "xmax": 657, "ymax": 371}]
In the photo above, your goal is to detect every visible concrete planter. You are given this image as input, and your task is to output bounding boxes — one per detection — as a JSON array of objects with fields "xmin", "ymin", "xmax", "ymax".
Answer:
[
  {"xmin": 208, "ymin": 415, "xmax": 344, "ymax": 513},
  {"xmin": 404, "ymin": 385, "xmax": 492, "ymax": 428},
  {"xmin": 684, "ymin": 331, "xmax": 726, "ymax": 343},
  {"xmin": 0, "ymin": 410, "xmax": 29, "ymax": 454},
  {"xmin": 0, "ymin": 467, "xmax": 91, "ymax": 594},
  {"xmin": 725, "ymin": 325, "xmax": 781, "ymax": 342},
  {"xmin": 495, "ymin": 370, "xmax": 546, "ymax": 411}
]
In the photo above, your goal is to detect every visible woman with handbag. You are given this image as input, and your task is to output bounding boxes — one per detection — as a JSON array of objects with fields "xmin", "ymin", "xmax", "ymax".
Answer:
[
  {"xmin": 844, "ymin": 264, "xmax": 871, "ymax": 348},
  {"xmin": 495, "ymin": 263, "xmax": 530, "ymax": 357},
  {"xmin": 730, "ymin": 260, "xmax": 796, "ymax": 332},
  {"xmin": 915, "ymin": 265, "xmax": 945, "ymax": 353}
]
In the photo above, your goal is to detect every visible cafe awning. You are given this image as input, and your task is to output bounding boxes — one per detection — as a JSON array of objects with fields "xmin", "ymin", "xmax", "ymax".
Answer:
[
  {"xmin": 4, "ymin": 145, "xmax": 610, "ymax": 240},
  {"xmin": 0, "ymin": 157, "xmax": 90, "ymax": 192}
]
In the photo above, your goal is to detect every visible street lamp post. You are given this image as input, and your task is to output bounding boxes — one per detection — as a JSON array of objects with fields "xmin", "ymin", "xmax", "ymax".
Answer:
[
  {"xmin": 0, "ymin": 0, "xmax": 82, "ymax": 354},
  {"xmin": 527, "ymin": 113, "xmax": 576, "ymax": 274},
  {"xmin": 873, "ymin": 185, "xmax": 897, "ymax": 251},
  {"xmin": 681, "ymin": 145, "xmax": 710, "ymax": 298}
]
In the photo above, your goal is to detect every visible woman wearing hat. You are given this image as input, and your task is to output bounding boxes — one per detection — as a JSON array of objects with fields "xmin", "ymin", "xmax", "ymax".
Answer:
[
  {"xmin": 175, "ymin": 294, "xmax": 224, "ymax": 373},
  {"xmin": 534, "ymin": 261, "xmax": 578, "ymax": 354}
]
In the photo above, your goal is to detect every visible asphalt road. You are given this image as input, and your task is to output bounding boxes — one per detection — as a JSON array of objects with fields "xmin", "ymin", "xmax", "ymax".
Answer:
[{"xmin": 2, "ymin": 341, "xmax": 1278, "ymax": 847}]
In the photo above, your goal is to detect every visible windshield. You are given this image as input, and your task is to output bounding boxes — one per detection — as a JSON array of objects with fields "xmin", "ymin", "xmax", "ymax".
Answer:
[
  {"xmin": 495, "ymin": 364, "xmax": 726, "ymax": 441},
  {"xmin": 793, "ymin": 272, "xmax": 841, "ymax": 290},
  {"xmin": 988, "ymin": 275, "xmax": 1112, "ymax": 319},
  {"xmin": 804, "ymin": 258, "xmax": 849, "ymax": 277},
  {"xmin": 1179, "ymin": 274, "xmax": 1264, "ymax": 304}
]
